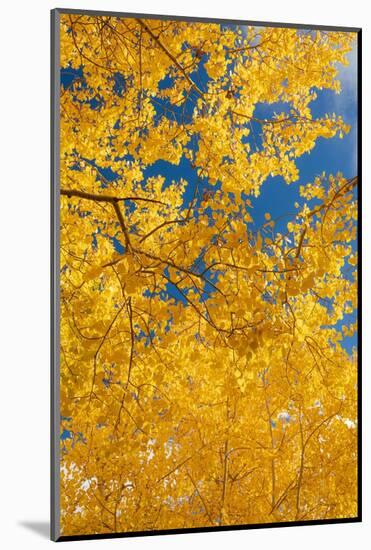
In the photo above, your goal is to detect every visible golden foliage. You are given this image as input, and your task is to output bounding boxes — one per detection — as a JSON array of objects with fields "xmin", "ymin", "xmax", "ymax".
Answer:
[{"xmin": 58, "ymin": 14, "xmax": 358, "ymax": 536}]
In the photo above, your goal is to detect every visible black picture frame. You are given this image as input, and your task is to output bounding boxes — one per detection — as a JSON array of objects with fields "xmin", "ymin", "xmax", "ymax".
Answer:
[{"xmin": 51, "ymin": 8, "xmax": 362, "ymax": 542}]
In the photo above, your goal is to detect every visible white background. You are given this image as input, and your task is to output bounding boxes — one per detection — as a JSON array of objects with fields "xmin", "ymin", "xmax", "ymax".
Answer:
[{"xmin": 0, "ymin": 0, "xmax": 368, "ymax": 547}]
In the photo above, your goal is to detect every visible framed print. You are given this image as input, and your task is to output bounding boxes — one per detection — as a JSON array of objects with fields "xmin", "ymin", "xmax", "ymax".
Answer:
[{"xmin": 51, "ymin": 8, "xmax": 361, "ymax": 541}]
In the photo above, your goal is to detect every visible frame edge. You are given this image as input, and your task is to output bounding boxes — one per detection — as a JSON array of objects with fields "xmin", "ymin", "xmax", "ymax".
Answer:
[{"xmin": 51, "ymin": 7, "xmax": 61, "ymax": 543}]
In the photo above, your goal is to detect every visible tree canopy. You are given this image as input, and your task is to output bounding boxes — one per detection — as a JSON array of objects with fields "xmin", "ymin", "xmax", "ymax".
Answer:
[{"xmin": 58, "ymin": 14, "xmax": 358, "ymax": 536}]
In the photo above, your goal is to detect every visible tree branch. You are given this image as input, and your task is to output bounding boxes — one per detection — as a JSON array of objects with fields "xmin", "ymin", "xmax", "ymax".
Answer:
[{"xmin": 60, "ymin": 188, "xmax": 166, "ymax": 206}]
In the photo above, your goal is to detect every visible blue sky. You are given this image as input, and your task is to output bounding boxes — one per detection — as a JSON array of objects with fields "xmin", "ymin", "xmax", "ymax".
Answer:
[
  {"xmin": 143, "ymin": 36, "xmax": 358, "ymax": 352},
  {"xmin": 251, "ymin": 40, "xmax": 358, "ymax": 353},
  {"xmin": 61, "ymin": 28, "xmax": 358, "ymax": 354},
  {"xmin": 251, "ymin": 41, "xmax": 357, "ymax": 230}
]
